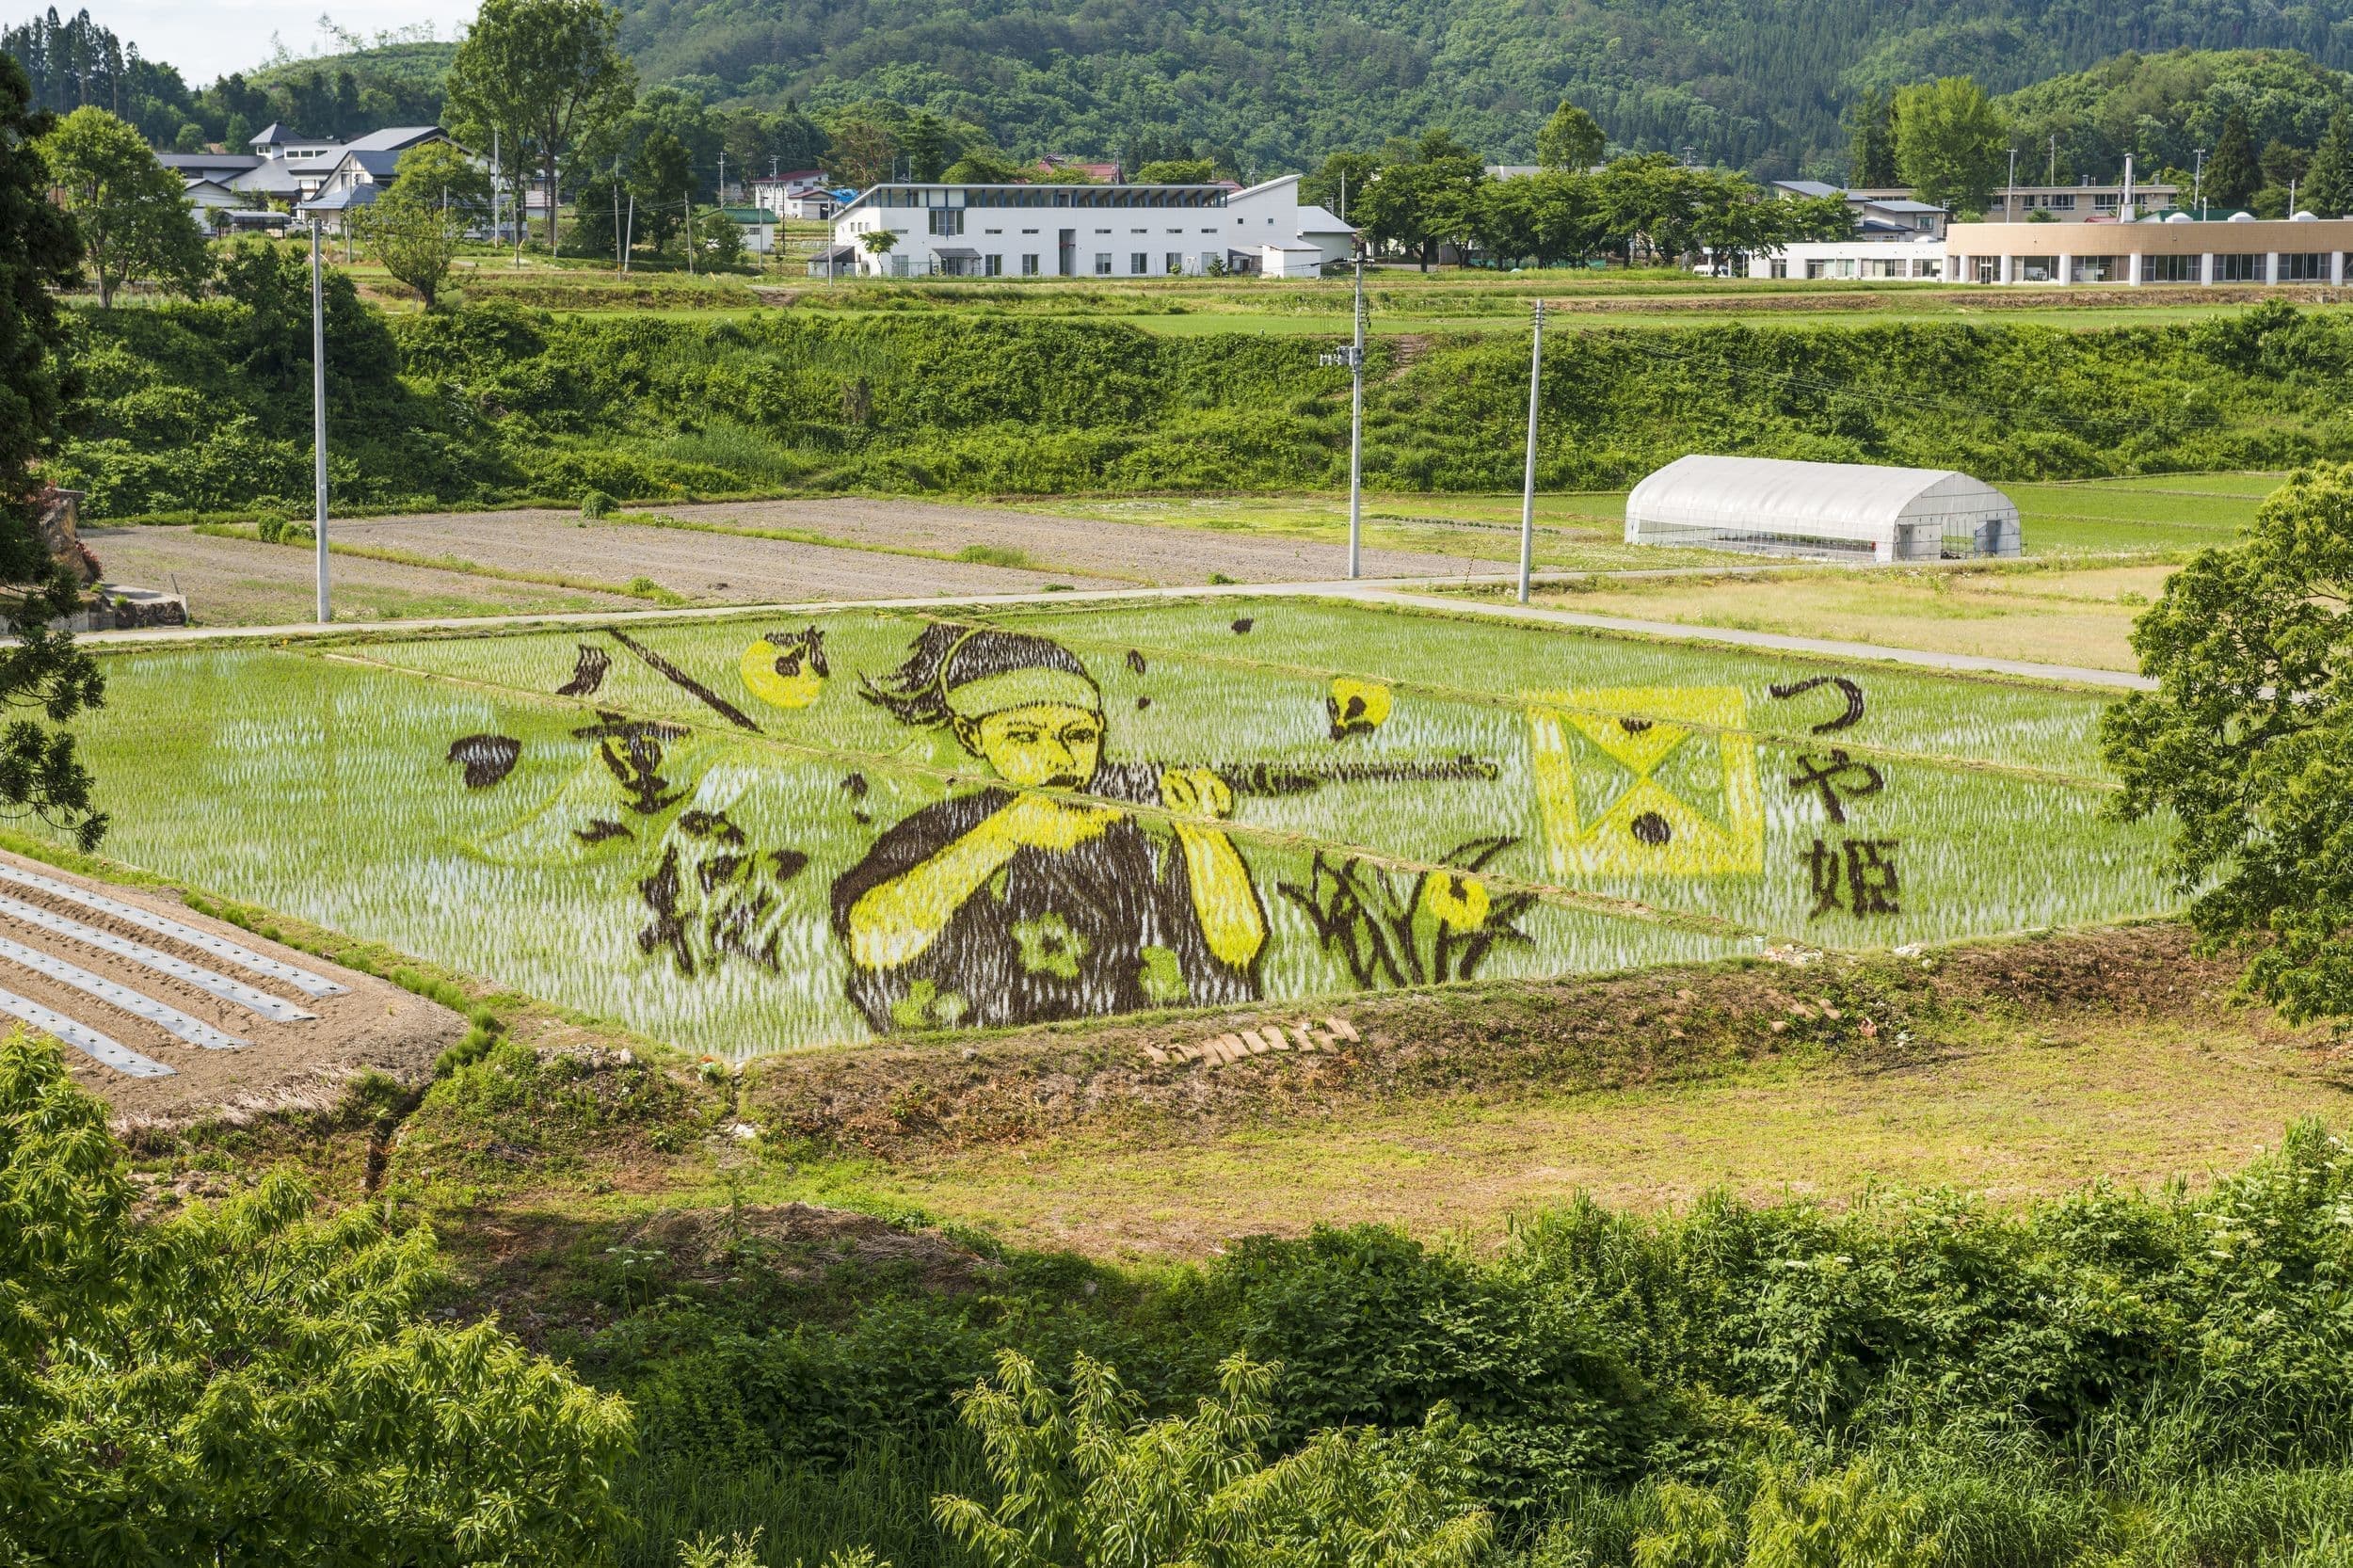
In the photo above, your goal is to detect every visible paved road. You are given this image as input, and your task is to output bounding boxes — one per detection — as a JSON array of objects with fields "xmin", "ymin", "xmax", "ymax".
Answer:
[{"xmin": 80, "ymin": 570, "xmax": 2153, "ymax": 690}]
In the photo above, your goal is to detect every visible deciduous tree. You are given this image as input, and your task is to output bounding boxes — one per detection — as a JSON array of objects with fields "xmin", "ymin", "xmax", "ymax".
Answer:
[
  {"xmin": 822, "ymin": 114, "xmax": 898, "ymax": 188},
  {"xmin": 0, "ymin": 1030, "xmax": 637, "ymax": 1563},
  {"xmin": 360, "ymin": 187, "xmax": 467, "ymax": 307},
  {"xmin": 933, "ymin": 1350, "xmax": 1492, "ymax": 1568},
  {"xmin": 1892, "ymin": 75, "xmax": 2008, "ymax": 213},
  {"xmin": 34, "ymin": 104, "xmax": 207, "ymax": 308},
  {"xmin": 1535, "ymin": 102, "xmax": 1605, "ymax": 171},
  {"xmin": 2102, "ymin": 459, "xmax": 2353, "ymax": 1024},
  {"xmin": 443, "ymin": 0, "xmax": 633, "ymax": 257}
]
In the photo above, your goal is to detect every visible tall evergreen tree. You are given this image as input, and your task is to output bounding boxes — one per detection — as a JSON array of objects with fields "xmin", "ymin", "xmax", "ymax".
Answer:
[
  {"xmin": 0, "ymin": 54, "xmax": 105, "ymax": 851},
  {"xmin": 2302, "ymin": 111, "xmax": 2353, "ymax": 215},
  {"xmin": 2206, "ymin": 106, "xmax": 2260, "ymax": 209},
  {"xmin": 1847, "ymin": 88, "xmax": 1897, "ymax": 185}
]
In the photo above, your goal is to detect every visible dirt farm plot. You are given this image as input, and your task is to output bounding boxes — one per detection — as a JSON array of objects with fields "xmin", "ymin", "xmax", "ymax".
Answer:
[
  {"xmin": 88, "ymin": 526, "xmax": 648, "ymax": 626},
  {"xmin": 0, "ymin": 850, "xmax": 461, "ymax": 1127}
]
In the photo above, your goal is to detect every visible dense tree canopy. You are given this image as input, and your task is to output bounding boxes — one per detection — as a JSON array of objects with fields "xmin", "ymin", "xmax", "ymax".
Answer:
[
  {"xmin": 2103, "ymin": 457, "xmax": 2353, "ymax": 1026},
  {"xmin": 34, "ymin": 104, "xmax": 204, "ymax": 308},
  {"xmin": 0, "ymin": 1031, "xmax": 636, "ymax": 1564},
  {"xmin": 0, "ymin": 54, "xmax": 104, "ymax": 851}
]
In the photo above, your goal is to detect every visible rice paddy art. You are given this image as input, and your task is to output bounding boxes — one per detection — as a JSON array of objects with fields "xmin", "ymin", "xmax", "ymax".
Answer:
[{"xmin": 58, "ymin": 597, "xmax": 2176, "ymax": 1056}]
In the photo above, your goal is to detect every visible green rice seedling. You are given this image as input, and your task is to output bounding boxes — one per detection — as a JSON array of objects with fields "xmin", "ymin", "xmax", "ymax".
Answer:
[{"xmin": 59, "ymin": 593, "xmax": 2176, "ymax": 1057}]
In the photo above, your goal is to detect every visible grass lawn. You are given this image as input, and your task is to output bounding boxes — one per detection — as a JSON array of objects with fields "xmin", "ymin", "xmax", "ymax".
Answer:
[{"xmin": 850, "ymin": 1016, "xmax": 2348, "ymax": 1258}]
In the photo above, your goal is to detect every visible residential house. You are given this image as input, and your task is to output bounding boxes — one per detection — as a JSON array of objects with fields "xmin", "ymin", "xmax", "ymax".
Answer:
[
  {"xmin": 1769, "ymin": 180, "xmax": 1949, "ymax": 239},
  {"xmin": 231, "ymin": 121, "xmax": 347, "ymax": 205},
  {"xmin": 318, "ymin": 126, "xmax": 456, "ymax": 199},
  {"xmin": 718, "ymin": 205, "xmax": 778, "ymax": 254},
  {"xmin": 1038, "ymin": 155, "xmax": 1124, "ymax": 184}
]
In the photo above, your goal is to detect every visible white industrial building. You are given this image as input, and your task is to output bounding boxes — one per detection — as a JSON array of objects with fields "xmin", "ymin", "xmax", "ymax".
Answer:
[
  {"xmin": 1749, "ymin": 235, "xmax": 1946, "ymax": 280},
  {"xmin": 828, "ymin": 174, "xmax": 1355, "ymax": 278},
  {"xmin": 1625, "ymin": 455, "xmax": 2023, "ymax": 562}
]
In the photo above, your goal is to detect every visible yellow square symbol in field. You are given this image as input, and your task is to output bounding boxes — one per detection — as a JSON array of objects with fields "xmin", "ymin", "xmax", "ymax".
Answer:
[{"xmin": 1526, "ymin": 686, "xmax": 1763, "ymax": 878}]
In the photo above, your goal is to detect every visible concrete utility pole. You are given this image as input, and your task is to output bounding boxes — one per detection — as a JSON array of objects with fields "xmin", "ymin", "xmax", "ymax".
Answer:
[
  {"xmin": 1517, "ymin": 296, "xmax": 1543, "ymax": 604},
  {"xmin": 2193, "ymin": 148, "xmax": 2206, "ymax": 218},
  {"xmin": 1346, "ymin": 248, "xmax": 1366, "ymax": 579},
  {"xmin": 624, "ymin": 193, "xmax": 634, "ymax": 273},
  {"xmin": 1320, "ymin": 248, "xmax": 1369, "ymax": 578},
  {"xmin": 2007, "ymin": 147, "xmax": 2018, "ymax": 220},
  {"xmin": 310, "ymin": 216, "xmax": 329, "ymax": 624}
]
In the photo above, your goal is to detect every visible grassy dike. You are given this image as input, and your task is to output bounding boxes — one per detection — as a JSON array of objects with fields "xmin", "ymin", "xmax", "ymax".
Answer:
[{"xmin": 53, "ymin": 292, "xmax": 2353, "ymax": 520}]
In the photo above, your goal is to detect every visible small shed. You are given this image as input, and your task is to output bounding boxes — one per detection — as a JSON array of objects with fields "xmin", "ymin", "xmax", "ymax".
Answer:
[{"xmin": 1624, "ymin": 455, "xmax": 2022, "ymax": 563}]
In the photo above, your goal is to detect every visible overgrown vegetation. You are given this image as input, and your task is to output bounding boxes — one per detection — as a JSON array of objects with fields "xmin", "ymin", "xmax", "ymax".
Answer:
[
  {"xmin": 52, "ymin": 293, "xmax": 2353, "ymax": 518},
  {"xmin": 523, "ymin": 1096, "xmax": 2353, "ymax": 1566}
]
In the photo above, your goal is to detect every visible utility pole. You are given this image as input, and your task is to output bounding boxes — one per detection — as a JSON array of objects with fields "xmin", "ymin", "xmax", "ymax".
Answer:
[
  {"xmin": 612, "ymin": 163, "xmax": 622, "ymax": 273},
  {"xmin": 491, "ymin": 128, "xmax": 500, "ymax": 248},
  {"xmin": 310, "ymin": 216, "xmax": 330, "ymax": 625},
  {"xmin": 2006, "ymin": 147, "xmax": 2018, "ymax": 221},
  {"xmin": 2193, "ymin": 147, "xmax": 2206, "ymax": 219},
  {"xmin": 1320, "ymin": 248, "xmax": 1368, "ymax": 579},
  {"xmin": 1346, "ymin": 248, "xmax": 1365, "ymax": 578},
  {"xmin": 624, "ymin": 192, "xmax": 634, "ymax": 273},
  {"xmin": 685, "ymin": 193, "xmax": 695, "ymax": 274},
  {"xmin": 2047, "ymin": 134, "xmax": 2057, "ymax": 184},
  {"xmin": 1517, "ymin": 297, "xmax": 1543, "ymax": 604}
]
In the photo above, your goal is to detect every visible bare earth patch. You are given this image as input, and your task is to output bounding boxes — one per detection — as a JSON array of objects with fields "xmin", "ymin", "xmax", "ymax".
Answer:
[
  {"xmin": 0, "ymin": 851, "xmax": 465, "ymax": 1132},
  {"xmin": 333, "ymin": 508, "xmax": 1134, "ymax": 599},
  {"xmin": 87, "ymin": 527, "xmax": 644, "ymax": 626}
]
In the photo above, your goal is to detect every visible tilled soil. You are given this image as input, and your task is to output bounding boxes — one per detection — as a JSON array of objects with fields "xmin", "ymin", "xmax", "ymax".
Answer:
[
  {"xmin": 333, "ymin": 509, "xmax": 1133, "ymax": 599},
  {"xmin": 87, "ymin": 527, "xmax": 643, "ymax": 625},
  {"xmin": 0, "ymin": 852, "xmax": 463, "ymax": 1129},
  {"xmin": 339, "ymin": 500, "xmax": 1486, "ymax": 593}
]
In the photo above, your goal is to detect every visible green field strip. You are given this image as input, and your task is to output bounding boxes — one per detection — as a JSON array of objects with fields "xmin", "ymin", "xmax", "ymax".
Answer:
[
  {"xmin": 327, "ymin": 607, "xmax": 2173, "ymax": 949},
  {"xmin": 343, "ymin": 602, "xmax": 2121, "ymax": 791},
  {"xmin": 51, "ymin": 646, "xmax": 1753, "ymax": 1052},
  {"xmin": 952, "ymin": 604, "xmax": 2123, "ymax": 793},
  {"xmin": 313, "ymin": 638, "xmax": 2175, "ymax": 955},
  {"xmin": 988, "ymin": 594, "xmax": 2124, "ymax": 782}
]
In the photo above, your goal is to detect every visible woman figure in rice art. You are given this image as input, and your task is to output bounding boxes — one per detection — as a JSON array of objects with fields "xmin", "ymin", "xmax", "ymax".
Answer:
[{"xmin": 832, "ymin": 624, "xmax": 1266, "ymax": 1032}]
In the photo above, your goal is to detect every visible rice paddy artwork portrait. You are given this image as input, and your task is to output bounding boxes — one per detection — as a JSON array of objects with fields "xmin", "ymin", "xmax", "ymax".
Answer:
[{"xmin": 58, "ymin": 597, "xmax": 2177, "ymax": 1056}]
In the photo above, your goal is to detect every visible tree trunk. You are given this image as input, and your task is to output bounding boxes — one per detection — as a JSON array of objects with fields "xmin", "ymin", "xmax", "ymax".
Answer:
[{"xmin": 542, "ymin": 141, "xmax": 560, "ymax": 257}]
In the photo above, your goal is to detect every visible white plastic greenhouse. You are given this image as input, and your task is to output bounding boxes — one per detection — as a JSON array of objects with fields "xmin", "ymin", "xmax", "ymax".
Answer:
[{"xmin": 1624, "ymin": 455, "xmax": 2023, "ymax": 562}]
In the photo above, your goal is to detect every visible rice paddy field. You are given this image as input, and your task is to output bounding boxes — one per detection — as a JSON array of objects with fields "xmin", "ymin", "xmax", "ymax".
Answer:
[{"xmin": 56, "ymin": 596, "xmax": 2172, "ymax": 1057}]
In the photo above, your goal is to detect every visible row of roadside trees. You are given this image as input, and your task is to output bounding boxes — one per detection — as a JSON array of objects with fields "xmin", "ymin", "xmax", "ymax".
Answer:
[{"xmin": 1305, "ymin": 126, "xmax": 1854, "ymax": 272}]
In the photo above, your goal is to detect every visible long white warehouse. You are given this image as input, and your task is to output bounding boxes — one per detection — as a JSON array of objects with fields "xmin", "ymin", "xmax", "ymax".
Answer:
[
  {"xmin": 1625, "ymin": 455, "xmax": 2023, "ymax": 562},
  {"xmin": 825, "ymin": 174, "xmax": 1353, "ymax": 279}
]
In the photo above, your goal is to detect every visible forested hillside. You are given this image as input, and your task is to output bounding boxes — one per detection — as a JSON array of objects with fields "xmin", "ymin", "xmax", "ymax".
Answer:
[
  {"xmin": 19, "ymin": 0, "xmax": 2353, "ymax": 175},
  {"xmin": 619, "ymin": 0, "xmax": 2353, "ymax": 174}
]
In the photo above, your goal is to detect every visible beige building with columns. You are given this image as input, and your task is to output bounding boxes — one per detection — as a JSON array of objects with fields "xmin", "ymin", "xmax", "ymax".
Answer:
[{"xmin": 1945, "ymin": 215, "xmax": 2353, "ymax": 285}]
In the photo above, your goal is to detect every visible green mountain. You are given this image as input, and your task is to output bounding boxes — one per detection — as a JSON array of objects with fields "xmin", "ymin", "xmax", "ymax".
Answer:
[
  {"xmin": 18, "ymin": 0, "xmax": 2353, "ymax": 174},
  {"xmin": 1996, "ymin": 48, "xmax": 2353, "ymax": 184},
  {"xmin": 616, "ymin": 0, "xmax": 2353, "ymax": 174}
]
